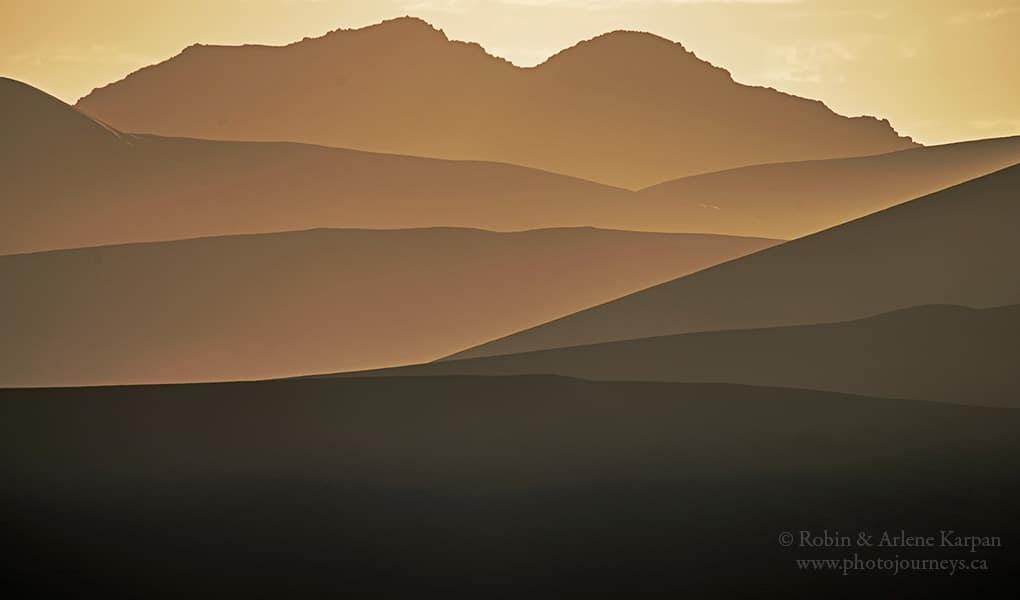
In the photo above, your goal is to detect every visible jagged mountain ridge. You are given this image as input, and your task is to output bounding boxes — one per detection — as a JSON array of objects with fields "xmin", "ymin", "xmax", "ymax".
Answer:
[{"xmin": 76, "ymin": 16, "xmax": 917, "ymax": 188}]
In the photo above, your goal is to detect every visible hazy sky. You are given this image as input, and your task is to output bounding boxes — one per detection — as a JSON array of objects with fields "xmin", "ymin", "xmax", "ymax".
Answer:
[{"xmin": 3, "ymin": 0, "xmax": 1019, "ymax": 144}]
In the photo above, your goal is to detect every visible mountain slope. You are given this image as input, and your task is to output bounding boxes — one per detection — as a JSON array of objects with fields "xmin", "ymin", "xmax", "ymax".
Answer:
[
  {"xmin": 449, "ymin": 165, "xmax": 1020, "ymax": 359},
  {"xmin": 0, "ymin": 227, "xmax": 776, "ymax": 387},
  {"xmin": 75, "ymin": 17, "xmax": 916, "ymax": 188},
  {"xmin": 636, "ymin": 135, "xmax": 1020, "ymax": 239},
  {"xmin": 349, "ymin": 304, "xmax": 1020, "ymax": 407}
]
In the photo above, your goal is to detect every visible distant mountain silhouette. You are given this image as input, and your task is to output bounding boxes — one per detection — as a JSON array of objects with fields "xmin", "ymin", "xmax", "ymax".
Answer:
[
  {"xmin": 450, "ymin": 165, "xmax": 1020, "ymax": 359},
  {"xmin": 348, "ymin": 304, "xmax": 1020, "ymax": 407},
  {"xmin": 0, "ymin": 227, "xmax": 775, "ymax": 387},
  {"xmin": 75, "ymin": 17, "xmax": 916, "ymax": 188},
  {"xmin": 636, "ymin": 135, "xmax": 1020, "ymax": 239}
]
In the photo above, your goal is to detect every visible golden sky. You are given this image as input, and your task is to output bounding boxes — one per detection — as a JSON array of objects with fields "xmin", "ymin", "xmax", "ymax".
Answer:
[{"xmin": 3, "ymin": 0, "xmax": 1019, "ymax": 145}]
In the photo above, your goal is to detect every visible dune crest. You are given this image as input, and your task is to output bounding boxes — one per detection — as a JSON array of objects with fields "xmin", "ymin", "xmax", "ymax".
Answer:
[
  {"xmin": 450, "ymin": 165, "xmax": 1020, "ymax": 359},
  {"xmin": 360, "ymin": 304, "xmax": 1020, "ymax": 407}
]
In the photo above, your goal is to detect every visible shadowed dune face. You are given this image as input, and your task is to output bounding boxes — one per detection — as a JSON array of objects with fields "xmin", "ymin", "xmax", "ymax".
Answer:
[
  {"xmin": 451, "ymin": 165, "xmax": 1020, "ymax": 359},
  {"xmin": 0, "ymin": 227, "xmax": 776, "ymax": 387},
  {"xmin": 73, "ymin": 17, "xmax": 916, "ymax": 189},
  {"xmin": 357, "ymin": 305, "xmax": 1020, "ymax": 407},
  {"xmin": 3, "ymin": 377, "xmax": 1020, "ymax": 597}
]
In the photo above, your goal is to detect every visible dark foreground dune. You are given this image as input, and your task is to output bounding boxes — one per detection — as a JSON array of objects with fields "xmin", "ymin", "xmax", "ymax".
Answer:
[
  {"xmin": 3, "ymin": 376, "xmax": 1018, "ymax": 597},
  {"xmin": 344, "ymin": 304, "xmax": 1020, "ymax": 407}
]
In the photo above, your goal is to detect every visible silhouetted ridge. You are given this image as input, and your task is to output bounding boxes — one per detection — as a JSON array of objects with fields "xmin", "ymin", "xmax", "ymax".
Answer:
[
  {"xmin": 332, "ymin": 16, "xmax": 449, "ymax": 42},
  {"xmin": 76, "ymin": 18, "xmax": 918, "ymax": 188},
  {"xmin": 303, "ymin": 16, "xmax": 512, "ymax": 67}
]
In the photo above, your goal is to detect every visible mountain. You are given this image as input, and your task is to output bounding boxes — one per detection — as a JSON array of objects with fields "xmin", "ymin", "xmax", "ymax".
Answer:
[
  {"xmin": 5, "ymin": 376, "xmax": 1020, "ymax": 597},
  {"xmin": 346, "ymin": 304, "xmax": 1020, "ymax": 407},
  {"xmin": 0, "ymin": 227, "xmax": 775, "ymax": 387},
  {"xmin": 449, "ymin": 165, "xmax": 1020, "ymax": 359},
  {"xmin": 74, "ymin": 17, "xmax": 917, "ymax": 188},
  {"xmin": 635, "ymin": 135, "xmax": 1020, "ymax": 239}
]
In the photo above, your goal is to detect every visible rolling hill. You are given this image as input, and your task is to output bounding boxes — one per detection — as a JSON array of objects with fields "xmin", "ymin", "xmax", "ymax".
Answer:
[
  {"xmin": 74, "ymin": 17, "xmax": 917, "ymax": 188},
  {"xmin": 349, "ymin": 304, "xmax": 1020, "ymax": 407},
  {"xmin": 450, "ymin": 165, "xmax": 1020, "ymax": 359},
  {"xmin": 6, "ymin": 78, "xmax": 1020, "ymax": 253},
  {"xmin": 0, "ymin": 227, "xmax": 775, "ymax": 387},
  {"xmin": 1, "ymin": 77, "xmax": 634, "ymax": 255},
  {"xmin": 635, "ymin": 135, "xmax": 1020, "ymax": 239}
]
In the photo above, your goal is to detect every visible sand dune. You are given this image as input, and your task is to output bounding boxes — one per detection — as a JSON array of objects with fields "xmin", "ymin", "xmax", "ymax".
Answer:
[
  {"xmin": 351, "ymin": 304, "xmax": 1020, "ymax": 407},
  {"xmin": 2, "ymin": 77, "xmax": 634, "ymax": 255},
  {"xmin": 4, "ymin": 376, "xmax": 1019, "ymax": 596},
  {"xmin": 75, "ymin": 17, "xmax": 916, "ymax": 188},
  {"xmin": 636, "ymin": 135, "xmax": 1020, "ymax": 239},
  {"xmin": 6, "ymin": 78, "xmax": 1019, "ymax": 254},
  {"xmin": 450, "ymin": 165, "xmax": 1020, "ymax": 359},
  {"xmin": 0, "ymin": 227, "xmax": 775, "ymax": 387}
]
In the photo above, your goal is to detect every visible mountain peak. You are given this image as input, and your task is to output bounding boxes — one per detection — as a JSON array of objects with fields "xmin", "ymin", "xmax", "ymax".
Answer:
[
  {"xmin": 74, "ymin": 19, "xmax": 919, "ymax": 188},
  {"xmin": 321, "ymin": 16, "xmax": 450, "ymax": 44},
  {"xmin": 539, "ymin": 29, "xmax": 733, "ymax": 82},
  {"xmin": 579, "ymin": 29, "xmax": 690, "ymax": 52}
]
